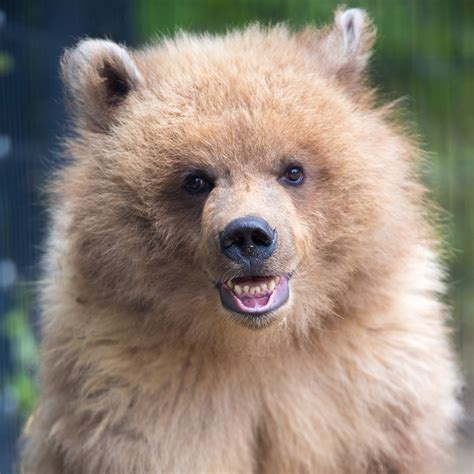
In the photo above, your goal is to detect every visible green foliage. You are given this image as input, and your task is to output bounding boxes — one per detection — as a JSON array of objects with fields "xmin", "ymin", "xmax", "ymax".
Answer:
[
  {"xmin": 1, "ymin": 292, "xmax": 39, "ymax": 417},
  {"xmin": 0, "ymin": 51, "xmax": 14, "ymax": 75}
]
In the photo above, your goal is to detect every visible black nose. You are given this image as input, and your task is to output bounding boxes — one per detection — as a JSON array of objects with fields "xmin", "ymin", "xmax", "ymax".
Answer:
[{"xmin": 220, "ymin": 216, "xmax": 277, "ymax": 264}]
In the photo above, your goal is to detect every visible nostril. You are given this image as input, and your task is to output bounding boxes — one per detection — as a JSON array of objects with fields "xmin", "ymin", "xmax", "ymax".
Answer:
[
  {"xmin": 252, "ymin": 229, "xmax": 273, "ymax": 247},
  {"xmin": 222, "ymin": 232, "xmax": 245, "ymax": 249}
]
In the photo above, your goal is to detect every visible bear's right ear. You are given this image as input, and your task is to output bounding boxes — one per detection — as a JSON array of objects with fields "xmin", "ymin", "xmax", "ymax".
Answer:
[
  {"xmin": 61, "ymin": 39, "xmax": 144, "ymax": 132},
  {"xmin": 297, "ymin": 9, "xmax": 376, "ymax": 91}
]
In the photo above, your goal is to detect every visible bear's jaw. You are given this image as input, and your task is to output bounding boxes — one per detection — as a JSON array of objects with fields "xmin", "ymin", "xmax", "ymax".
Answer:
[{"xmin": 218, "ymin": 275, "xmax": 289, "ymax": 317}]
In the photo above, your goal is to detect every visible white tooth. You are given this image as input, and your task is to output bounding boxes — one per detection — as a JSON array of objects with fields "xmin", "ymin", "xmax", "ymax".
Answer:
[
  {"xmin": 227, "ymin": 280, "xmax": 234, "ymax": 289},
  {"xmin": 234, "ymin": 285, "xmax": 243, "ymax": 295},
  {"xmin": 243, "ymin": 285, "xmax": 250, "ymax": 294},
  {"xmin": 268, "ymin": 280, "xmax": 276, "ymax": 291},
  {"xmin": 254, "ymin": 286, "xmax": 261, "ymax": 294},
  {"xmin": 250, "ymin": 287, "xmax": 256, "ymax": 295},
  {"xmin": 261, "ymin": 283, "xmax": 268, "ymax": 292}
]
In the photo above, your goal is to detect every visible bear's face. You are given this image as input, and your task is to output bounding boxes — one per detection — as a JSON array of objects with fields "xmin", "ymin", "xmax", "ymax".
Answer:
[{"xmin": 59, "ymin": 10, "xmax": 416, "ymax": 331}]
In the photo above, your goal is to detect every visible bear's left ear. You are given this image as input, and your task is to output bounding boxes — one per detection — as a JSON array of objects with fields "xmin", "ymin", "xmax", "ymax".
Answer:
[
  {"xmin": 297, "ymin": 8, "xmax": 376, "ymax": 89},
  {"xmin": 61, "ymin": 39, "xmax": 144, "ymax": 132}
]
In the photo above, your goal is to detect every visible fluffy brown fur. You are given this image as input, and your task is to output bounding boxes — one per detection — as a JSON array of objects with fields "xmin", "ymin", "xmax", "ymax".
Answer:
[{"xmin": 22, "ymin": 9, "xmax": 461, "ymax": 473}]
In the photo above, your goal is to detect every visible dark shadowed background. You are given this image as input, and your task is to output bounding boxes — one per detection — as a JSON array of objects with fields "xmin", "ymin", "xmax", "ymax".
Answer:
[{"xmin": 0, "ymin": 1, "xmax": 472, "ymax": 472}]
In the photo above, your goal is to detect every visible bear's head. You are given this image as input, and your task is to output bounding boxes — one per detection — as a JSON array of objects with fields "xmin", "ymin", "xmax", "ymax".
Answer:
[{"xmin": 57, "ymin": 9, "xmax": 422, "ymax": 337}]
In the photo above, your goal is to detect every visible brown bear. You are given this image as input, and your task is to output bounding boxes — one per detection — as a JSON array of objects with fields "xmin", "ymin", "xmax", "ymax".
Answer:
[{"xmin": 22, "ymin": 8, "xmax": 461, "ymax": 474}]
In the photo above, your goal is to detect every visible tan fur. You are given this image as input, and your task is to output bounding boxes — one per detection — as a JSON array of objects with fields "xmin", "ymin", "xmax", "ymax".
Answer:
[{"xmin": 22, "ymin": 9, "xmax": 461, "ymax": 474}]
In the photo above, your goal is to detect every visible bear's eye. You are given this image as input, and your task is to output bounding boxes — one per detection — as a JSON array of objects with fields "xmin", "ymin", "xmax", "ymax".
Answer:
[
  {"xmin": 184, "ymin": 173, "xmax": 214, "ymax": 195},
  {"xmin": 280, "ymin": 165, "xmax": 304, "ymax": 186}
]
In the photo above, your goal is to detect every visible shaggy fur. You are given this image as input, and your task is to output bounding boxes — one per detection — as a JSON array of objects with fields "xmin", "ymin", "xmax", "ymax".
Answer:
[{"xmin": 22, "ymin": 9, "xmax": 461, "ymax": 473}]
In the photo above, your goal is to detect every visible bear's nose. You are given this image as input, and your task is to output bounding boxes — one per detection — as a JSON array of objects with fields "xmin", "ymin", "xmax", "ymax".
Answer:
[{"xmin": 220, "ymin": 216, "xmax": 277, "ymax": 263}]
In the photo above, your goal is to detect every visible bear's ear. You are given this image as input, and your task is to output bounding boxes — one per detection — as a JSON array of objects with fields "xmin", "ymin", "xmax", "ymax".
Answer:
[
  {"xmin": 61, "ymin": 39, "xmax": 144, "ymax": 132},
  {"xmin": 298, "ymin": 8, "xmax": 376, "ymax": 89}
]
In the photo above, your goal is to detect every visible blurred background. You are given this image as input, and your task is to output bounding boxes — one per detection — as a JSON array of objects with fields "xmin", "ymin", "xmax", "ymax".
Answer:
[{"xmin": 0, "ymin": 1, "xmax": 472, "ymax": 472}]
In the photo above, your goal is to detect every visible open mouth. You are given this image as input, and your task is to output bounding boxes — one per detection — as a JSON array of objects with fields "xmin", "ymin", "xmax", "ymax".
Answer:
[{"xmin": 219, "ymin": 275, "xmax": 289, "ymax": 316}]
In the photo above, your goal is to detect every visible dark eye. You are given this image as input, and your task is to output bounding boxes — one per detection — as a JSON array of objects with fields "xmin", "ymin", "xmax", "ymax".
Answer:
[
  {"xmin": 280, "ymin": 165, "xmax": 304, "ymax": 186},
  {"xmin": 184, "ymin": 174, "xmax": 214, "ymax": 195}
]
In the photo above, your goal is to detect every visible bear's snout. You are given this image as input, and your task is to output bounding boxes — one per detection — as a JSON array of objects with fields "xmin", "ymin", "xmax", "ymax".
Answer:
[{"xmin": 219, "ymin": 216, "xmax": 277, "ymax": 265}]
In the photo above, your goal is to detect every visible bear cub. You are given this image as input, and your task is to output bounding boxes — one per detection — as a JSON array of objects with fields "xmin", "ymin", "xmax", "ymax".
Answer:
[{"xmin": 23, "ymin": 8, "xmax": 461, "ymax": 474}]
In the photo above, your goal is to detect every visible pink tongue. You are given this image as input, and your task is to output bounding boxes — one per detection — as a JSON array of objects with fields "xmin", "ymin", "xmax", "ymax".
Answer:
[{"xmin": 240, "ymin": 294, "xmax": 270, "ymax": 308}]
